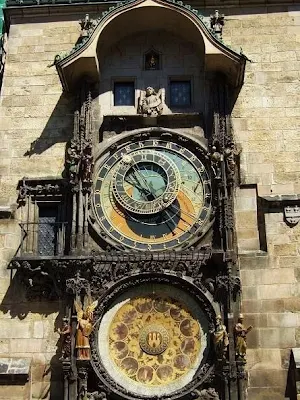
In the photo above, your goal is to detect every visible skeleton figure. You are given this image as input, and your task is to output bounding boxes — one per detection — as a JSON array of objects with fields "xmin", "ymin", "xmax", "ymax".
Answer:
[
  {"xmin": 59, "ymin": 318, "xmax": 71, "ymax": 360},
  {"xmin": 138, "ymin": 87, "xmax": 164, "ymax": 117},
  {"xmin": 74, "ymin": 298, "xmax": 98, "ymax": 360}
]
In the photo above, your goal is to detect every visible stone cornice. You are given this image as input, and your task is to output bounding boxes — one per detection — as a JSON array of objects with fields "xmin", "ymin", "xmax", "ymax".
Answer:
[{"xmin": 4, "ymin": 0, "xmax": 297, "ymax": 15}]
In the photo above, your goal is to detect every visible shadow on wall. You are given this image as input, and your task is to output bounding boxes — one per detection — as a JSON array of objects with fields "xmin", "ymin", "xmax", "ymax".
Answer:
[
  {"xmin": 285, "ymin": 349, "xmax": 298, "ymax": 400},
  {"xmin": 0, "ymin": 270, "xmax": 65, "ymax": 399},
  {"xmin": 0, "ymin": 270, "xmax": 61, "ymax": 318},
  {"xmin": 23, "ymin": 93, "xmax": 74, "ymax": 157}
]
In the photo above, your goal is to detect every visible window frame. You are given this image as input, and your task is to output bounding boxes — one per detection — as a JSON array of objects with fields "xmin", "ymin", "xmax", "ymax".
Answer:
[
  {"xmin": 113, "ymin": 80, "xmax": 136, "ymax": 107},
  {"xmin": 168, "ymin": 77, "xmax": 193, "ymax": 109}
]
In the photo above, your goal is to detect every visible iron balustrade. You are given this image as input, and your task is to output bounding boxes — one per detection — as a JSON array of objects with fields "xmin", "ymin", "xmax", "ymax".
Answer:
[{"xmin": 18, "ymin": 222, "xmax": 68, "ymax": 257}]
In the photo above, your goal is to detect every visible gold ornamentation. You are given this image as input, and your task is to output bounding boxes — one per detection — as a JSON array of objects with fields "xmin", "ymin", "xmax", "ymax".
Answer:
[
  {"xmin": 108, "ymin": 295, "xmax": 201, "ymax": 386},
  {"xmin": 74, "ymin": 298, "xmax": 98, "ymax": 360},
  {"xmin": 139, "ymin": 324, "xmax": 170, "ymax": 355}
]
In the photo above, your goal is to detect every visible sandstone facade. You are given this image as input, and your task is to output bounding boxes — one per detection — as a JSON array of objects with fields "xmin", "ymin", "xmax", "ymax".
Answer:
[{"xmin": 0, "ymin": 3, "xmax": 299, "ymax": 399}]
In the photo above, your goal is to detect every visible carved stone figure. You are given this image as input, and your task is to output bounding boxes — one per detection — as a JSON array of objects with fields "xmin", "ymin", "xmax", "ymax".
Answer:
[
  {"xmin": 81, "ymin": 143, "xmax": 93, "ymax": 184},
  {"xmin": 59, "ymin": 318, "xmax": 71, "ymax": 360},
  {"xmin": 66, "ymin": 142, "xmax": 80, "ymax": 184},
  {"xmin": 214, "ymin": 315, "xmax": 229, "ymax": 361},
  {"xmin": 210, "ymin": 10, "xmax": 225, "ymax": 39},
  {"xmin": 79, "ymin": 14, "xmax": 93, "ymax": 38},
  {"xmin": 74, "ymin": 298, "xmax": 98, "ymax": 360},
  {"xmin": 224, "ymin": 146, "xmax": 235, "ymax": 182},
  {"xmin": 138, "ymin": 87, "xmax": 164, "ymax": 117},
  {"xmin": 192, "ymin": 387, "xmax": 220, "ymax": 400},
  {"xmin": 234, "ymin": 313, "xmax": 253, "ymax": 359},
  {"xmin": 210, "ymin": 145, "xmax": 222, "ymax": 181},
  {"xmin": 87, "ymin": 391, "xmax": 107, "ymax": 400}
]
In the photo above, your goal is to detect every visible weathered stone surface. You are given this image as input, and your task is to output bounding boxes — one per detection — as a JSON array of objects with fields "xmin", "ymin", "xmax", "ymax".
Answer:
[
  {"xmin": 247, "ymin": 348, "xmax": 282, "ymax": 370},
  {"xmin": 259, "ymin": 327, "xmax": 296, "ymax": 348},
  {"xmin": 0, "ymin": 4, "xmax": 298, "ymax": 400},
  {"xmin": 249, "ymin": 368, "xmax": 287, "ymax": 388},
  {"xmin": 247, "ymin": 386, "xmax": 285, "ymax": 400},
  {"xmin": 0, "ymin": 358, "xmax": 31, "ymax": 376}
]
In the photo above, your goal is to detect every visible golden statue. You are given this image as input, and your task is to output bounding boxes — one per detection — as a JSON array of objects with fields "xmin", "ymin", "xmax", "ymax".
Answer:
[
  {"xmin": 234, "ymin": 313, "xmax": 252, "ymax": 358},
  {"xmin": 74, "ymin": 298, "xmax": 98, "ymax": 360},
  {"xmin": 213, "ymin": 315, "xmax": 229, "ymax": 361}
]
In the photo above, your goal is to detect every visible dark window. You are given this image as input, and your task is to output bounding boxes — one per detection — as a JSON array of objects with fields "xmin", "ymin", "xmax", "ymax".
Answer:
[
  {"xmin": 38, "ymin": 205, "xmax": 58, "ymax": 256},
  {"xmin": 170, "ymin": 80, "xmax": 191, "ymax": 107},
  {"xmin": 114, "ymin": 82, "xmax": 135, "ymax": 106}
]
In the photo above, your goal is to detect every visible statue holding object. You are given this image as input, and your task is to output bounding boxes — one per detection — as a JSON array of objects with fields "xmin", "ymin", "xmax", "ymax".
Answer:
[
  {"xmin": 74, "ymin": 298, "xmax": 98, "ymax": 360},
  {"xmin": 214, "ymin": 314, "xmax": 229, "ymax": 361},
  {"xmin": 234, "ymin": 313, "xmax": 253, "ymax": 359}
]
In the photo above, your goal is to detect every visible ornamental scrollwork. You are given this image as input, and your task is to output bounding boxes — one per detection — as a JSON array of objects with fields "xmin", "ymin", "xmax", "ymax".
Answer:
[
  {"xmin": 192, "ymin": 387, "xmax": 220, "ymax": 400},
  {"xmin": 17, "ymin": 178, "xmax": 67, "ymax": 206}
]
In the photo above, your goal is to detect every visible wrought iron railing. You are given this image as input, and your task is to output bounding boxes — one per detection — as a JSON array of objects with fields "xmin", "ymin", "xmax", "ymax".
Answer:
[{"xmin": 17, "ymin": 222, "xmax": 68, "ymax": 257}]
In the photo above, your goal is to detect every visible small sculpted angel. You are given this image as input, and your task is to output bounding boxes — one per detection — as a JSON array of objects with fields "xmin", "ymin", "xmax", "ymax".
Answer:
[
  {"xmin": 138, "ymin": 87, "xmax": 164, "ymax": 117},
  {"xmin": 74, "ymin": 298, "xmax": 98, "ymax": 360}
]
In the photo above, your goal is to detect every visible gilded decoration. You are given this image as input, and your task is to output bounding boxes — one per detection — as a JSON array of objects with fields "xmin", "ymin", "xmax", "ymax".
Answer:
[
  {"xmin": 108, "ymin": 295, "xmax": 201, "ymax": 386},
  {"xmin": 75, "ymin": 299, "xmax": 98, "ymax": 360}
]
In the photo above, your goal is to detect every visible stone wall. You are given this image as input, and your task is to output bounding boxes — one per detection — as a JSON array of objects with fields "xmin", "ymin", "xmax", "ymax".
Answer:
[
  {"xmin": 0, "ymin": 18, "xmax": 78, "ymax": 207},
  {"xmin": 0, "ymin": 4, "xmax": 300, "ymax": 399},
  {"xmin": 224, "ymin": 5, "xmax": 300, "ymax": 399},
  {"xmin": 0, "ymin": 17, "xmax": 79, "ymax": 399}
]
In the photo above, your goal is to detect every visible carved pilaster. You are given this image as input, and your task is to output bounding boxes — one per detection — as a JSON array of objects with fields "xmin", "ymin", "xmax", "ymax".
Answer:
[
  {"xmin": 66, "ymin": 79, "xmax": 94, "ymax": 253},
  {"xmin": 77, "ymin": 361, "xmax": 89, "ymax": 400}
]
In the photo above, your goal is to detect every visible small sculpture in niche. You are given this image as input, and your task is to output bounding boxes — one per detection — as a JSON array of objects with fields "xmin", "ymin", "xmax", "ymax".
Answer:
[
  {"xmin": 138, "ymin": 87, "xmax": 164, "ymax": 117},
  {"xmin": 59, "ymin": 317, "xmax": 71, "ymax": 360},
  {"xmin": 234, "ymin": 313, "xmax": 253, "ymax": 359},
  {"xmin": 74, "ymin": 298, "xmax": 98, "ymax": 360},
  {"xmin": 145, "ymin": 50, "xmax": 160, "ymax": 70},
  {"xmin": 214, "ymin": 314, "xmax": 229, "ymax": 361}
]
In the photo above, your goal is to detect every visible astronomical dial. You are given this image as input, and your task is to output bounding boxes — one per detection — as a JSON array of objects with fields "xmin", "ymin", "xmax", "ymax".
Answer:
[
  {"xmin": 93, "ymin": 137, "xmax": 212, "ymax": 251},
  {"xmin": 112, "ymin": 149, "xmax": 180, "ymax": 215}
]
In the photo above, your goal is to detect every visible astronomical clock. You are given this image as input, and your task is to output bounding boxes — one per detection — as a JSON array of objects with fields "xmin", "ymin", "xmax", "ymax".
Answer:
[
  {"xmin": 85, "ymin": 129, "xmax": 222, "ymax": 400},
  {"xmin": 13, "ymin": 1, "xmax": 245, "ymax": 398},
  {"xmin": 90, "ymin": 130, "xmax": 213, "ymax": 252}
]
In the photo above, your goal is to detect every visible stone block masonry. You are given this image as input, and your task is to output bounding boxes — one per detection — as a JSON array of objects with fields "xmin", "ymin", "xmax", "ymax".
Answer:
[{"xmin": 223, "ymin": 5, "xmax": 300, "ymax": 399}]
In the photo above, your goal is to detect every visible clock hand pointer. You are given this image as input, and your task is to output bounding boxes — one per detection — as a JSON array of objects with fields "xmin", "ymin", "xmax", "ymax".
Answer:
[
  {"xmin": 124, "ymin": 176, "xmax": 154, "ymax": 202},
  {"xmin": 131, "ymin": 164, "xmax": 155, "ymax": 197},
  {"xmin": 168, "ymin": 202, "xmax": 197, "ymax": 221}
]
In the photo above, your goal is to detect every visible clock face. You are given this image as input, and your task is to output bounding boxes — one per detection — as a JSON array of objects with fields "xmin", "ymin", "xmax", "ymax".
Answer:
[{"xmin": 92, "ymin": 135, "xmax": 212, "ymax": 251}]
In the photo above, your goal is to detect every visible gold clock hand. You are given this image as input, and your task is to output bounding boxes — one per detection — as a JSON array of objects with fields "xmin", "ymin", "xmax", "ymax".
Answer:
[{"xmin": 169, "ymin": 202, "xmax": 196, "ymax": 220}]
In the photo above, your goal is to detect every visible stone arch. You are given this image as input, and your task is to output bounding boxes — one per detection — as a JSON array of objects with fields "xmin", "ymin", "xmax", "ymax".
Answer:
[{"xmin": 55, "ymin": 0, "xmax": 246, "ymax": 91}]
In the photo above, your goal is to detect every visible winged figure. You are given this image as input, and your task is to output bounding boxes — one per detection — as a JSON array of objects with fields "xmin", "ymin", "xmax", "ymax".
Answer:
[
  {"xmin": 74, "ymin": 298, "xmax": 98, "ymax": 360},
  {"xmin": 138, "ymin": 87, "xmax": 164, "ymax": 117}
]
